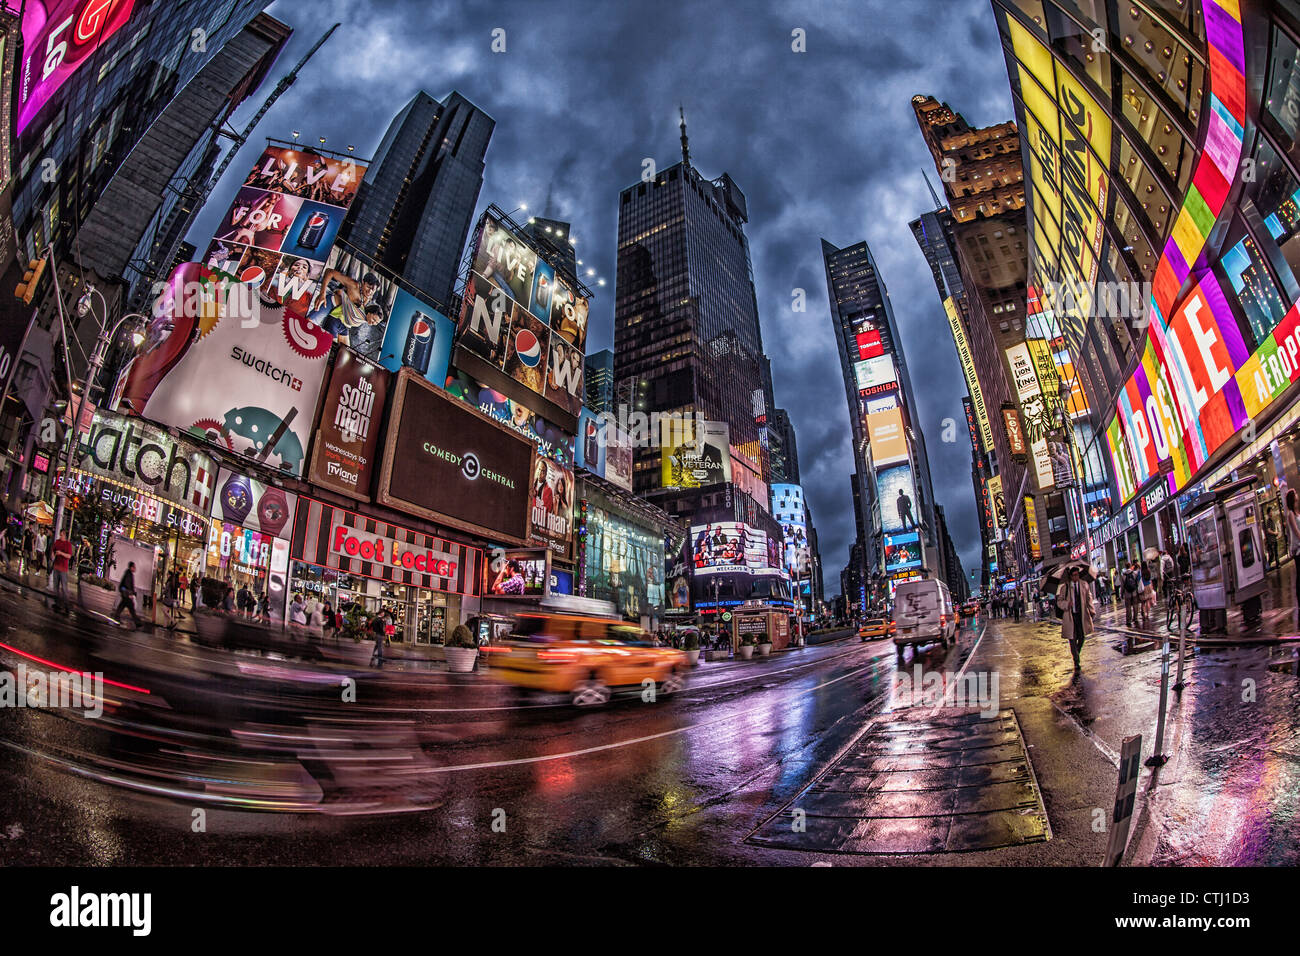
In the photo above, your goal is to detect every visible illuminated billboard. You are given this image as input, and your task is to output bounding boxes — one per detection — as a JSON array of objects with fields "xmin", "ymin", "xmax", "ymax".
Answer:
[
  {"xmin": 944, "ymin": 296, "xmax": 992, "ymax": 453},
  {"xmin": 118, "ymin": 264, "xmax": 330, "ymax": 477},
  {"xmin": 17, "ymin": 1, "xmax": 139, "ymax": 136},
  {"xmin": 454, "ymin": 212, "xmax": 589, "ymax": 423},
  {"xmin": 689, "ymin": 522, "xmax": 771, "ymax": 576},
  {"xmin": 884, "ymin": 531, "xmax": 922, "ymax": 573},
  {"xmin": 204, "ymin": 146, "xmax": 367, "ymax": 318},
  {"xmin": 865, "ymin": 407, "xmax": 908, "ymax": 466},
  {"xmin": 307, "ymin": 346, "xmax": 390, "ymax": 501},
  {"xmin": 662, "ymin": 419, "xmax": 731, "ymax": 489},
  {"xmin": 853, "ymin": 354, "xmax": 897, "ymax": 394},
  {"xmin": 877, "ymin": 463, "xmax": 920, "ymax": 536},
  {"xmin": 771, "ymin": 483, "xmax": 810, "ymax": 575}
]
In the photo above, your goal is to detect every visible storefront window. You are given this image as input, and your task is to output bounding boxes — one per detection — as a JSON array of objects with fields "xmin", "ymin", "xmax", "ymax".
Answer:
[
  {"xmin": 1265, "ymin": 26, "xmax": 1300, "ymax": 147},
  {"xmin": 1219, "ymin": 228, "xmax": 1290, "ymax": 351},
  {"xmin": 1249, "ymin": 137, "xmax": 1300, "ymax": 290}
]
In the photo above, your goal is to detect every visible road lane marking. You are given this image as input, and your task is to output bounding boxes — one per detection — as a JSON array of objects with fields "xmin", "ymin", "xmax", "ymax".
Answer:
[{"xmin": 415, "ymin": 661, "xmax": 883, "ymax": 773}]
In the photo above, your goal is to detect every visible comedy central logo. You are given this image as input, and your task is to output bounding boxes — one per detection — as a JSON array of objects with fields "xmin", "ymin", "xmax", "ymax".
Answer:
[
  {"xmin": 514, "ymin": 328, "xmax": 542, "ymax": 367},
  {"xmin": 462, "ymin": 452, "xmax": 480, "ymax": 481}
]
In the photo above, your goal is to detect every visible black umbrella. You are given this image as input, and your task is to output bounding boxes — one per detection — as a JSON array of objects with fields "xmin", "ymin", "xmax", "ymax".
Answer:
[{"xmin": 1039, "ymin": 560, "xmax": 1096, "ymax": 597}]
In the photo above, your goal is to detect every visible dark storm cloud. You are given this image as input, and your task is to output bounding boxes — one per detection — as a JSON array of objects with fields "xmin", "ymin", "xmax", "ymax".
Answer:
[{"xmin": 188, "ymin": 0, "xmax": 1015, "ymax": 594}]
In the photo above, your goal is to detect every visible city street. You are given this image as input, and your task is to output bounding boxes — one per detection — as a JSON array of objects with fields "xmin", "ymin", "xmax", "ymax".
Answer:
[{"xmin": 3, "ymin": 579, "xmax": 1295, "ymax": 867}]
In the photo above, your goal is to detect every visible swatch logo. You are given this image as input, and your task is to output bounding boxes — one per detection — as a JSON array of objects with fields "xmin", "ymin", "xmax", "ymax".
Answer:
[{"xmin": 514, "ymin": 329, "xmax": 542, "ymax": 367}]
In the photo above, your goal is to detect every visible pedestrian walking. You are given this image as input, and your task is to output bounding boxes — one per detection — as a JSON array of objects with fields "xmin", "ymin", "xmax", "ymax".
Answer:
[
  {"xmin": 1121, "ymin": 561, "xmax": 1140, "ymax": 627},
  {"xmin": 190, "ymin": 573, "xmax": 201, "ymax": 609},
  {"xmin": 1159, "ymin": 549, "xmax": 1175, "ymax": 603},
  {"xmin": 1013, "ymin": 592, "xmax": 1022, "ymax": 622},
  {"xmin": 50, "ymin": 532, "xmax": 73, "ymax": 612},
  {"xmin": 1056, "ymin": 566, "xmax": 1095, "ymax": 670},
  {"xmin": 162, "ymin": 569, "xmax": 181, "ymax": 629},
  {"xmin": 178, "ymin": 571, "xmax": 190, "ymax": 608},
  {"xmin": 112, "ymin": 561, "xmax": 143, "ymax": 628},
  {"xmin": 370, "ymin": 610, "xmax": 388, "ymax": 667},
  {"xmin": 289, "ymin": 594, "xmax": 307, "ymax": 632},
  {"xmin": 1140, "ymin": 561, "xmax": 1154, "ymax": 626},
  {"xmin": 1286, "ymin": 489, "xmax": 1300, "ymax": 624},
  {"xmin": 33, "ymin": 528, "xmax": 47, "ymax": 573}
]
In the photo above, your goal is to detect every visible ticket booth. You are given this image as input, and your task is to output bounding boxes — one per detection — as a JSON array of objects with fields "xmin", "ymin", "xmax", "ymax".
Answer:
[{"xmin": 1182, "ymin": 477, "xmax": 1267, "ymax": 634}]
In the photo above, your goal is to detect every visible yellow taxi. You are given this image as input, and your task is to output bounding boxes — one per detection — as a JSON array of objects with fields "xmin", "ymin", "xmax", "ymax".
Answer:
[
  {"xmin": 858, "ymin": 617, "xmax": 894, "ymax": 641},
  {"xmin": 491, "ymin": 612, "xmax": 688, "ymax": 706}
]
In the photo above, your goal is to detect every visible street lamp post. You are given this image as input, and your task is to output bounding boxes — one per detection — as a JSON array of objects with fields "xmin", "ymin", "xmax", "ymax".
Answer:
[{"xmin": 50, "ymin": 272, "xmax": 146, "ymax": 541}]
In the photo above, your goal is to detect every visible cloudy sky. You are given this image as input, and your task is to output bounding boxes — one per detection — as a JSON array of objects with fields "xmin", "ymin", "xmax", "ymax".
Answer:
[{"xmin": 189, "ymin": 0, "xmax": 1017, "ymax": 595}]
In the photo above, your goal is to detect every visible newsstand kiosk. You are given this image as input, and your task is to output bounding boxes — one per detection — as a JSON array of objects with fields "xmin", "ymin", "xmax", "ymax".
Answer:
[{"xmin": 1181, "ymin": 476, "xmax": 1268, "ymax": 634}]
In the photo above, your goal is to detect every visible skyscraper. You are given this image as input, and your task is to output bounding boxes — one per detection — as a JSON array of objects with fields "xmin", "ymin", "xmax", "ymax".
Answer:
[
  {"xmin": 823, "ymin": 238, "xmax": 943, "ymax": 609},
  {"xmin": 614, "ymin": 112, "xmax": 782, "ymax": 620},
  {"xmin": 613, "ymin": 114, "xmax": 766, "ymax": 499},
  {"xmin": 523, "ymin": 216, "xmax": 578, "ymax": 279},
  {"xmin": 340, "ymin": 90, "xmax": 493, "ymax": 307},
  {"xmin": 584, "ymin": 348, "xmax": 615, "ymax": 415}
]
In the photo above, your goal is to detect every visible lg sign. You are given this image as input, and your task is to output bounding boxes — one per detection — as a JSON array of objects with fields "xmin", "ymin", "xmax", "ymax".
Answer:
[{"xmin": 330, "ymin": 524, "xmax": 458, "ymax": 578}]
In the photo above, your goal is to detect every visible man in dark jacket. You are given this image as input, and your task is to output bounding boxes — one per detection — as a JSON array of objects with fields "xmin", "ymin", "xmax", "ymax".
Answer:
[{"xmin": 113, "ymin": 561, "xmax": 143, "ymax": 628}]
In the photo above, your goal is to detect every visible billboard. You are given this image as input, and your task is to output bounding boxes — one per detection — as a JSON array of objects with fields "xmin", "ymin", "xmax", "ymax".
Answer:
[
  {"xmin": 1025, "ymin": 495, "xmax": 1041, "ymax": 561},
  {"xmin": 586, "ymin": 505, "xmax": 665, "ymax": 617},
  {"xmin": 1002, "ymin": 405, "xmax": 1027, "ymax": 461},
  {"xmin": 205, "ymin": 146, "xmax": 367, "ymax": 317},
  {"xmin": 212, "ymin": 467, "xmax": 297, "ymax": 539},
  {"xmin": 307, "ymin": 346, "xmax": 390, "ymax": 500},
  {"xmin": 488, "ymin": 551, "xmax": 549, "ymax": 597},
  {"xmin": 866, "ymin": 408, "xmax": 908, "ymax": 466},
  {"xmin": 377, "ymin": 369, "xmax": 534, "ymax": 544},
  {"xmin": 771, "ymin": 483, "xmax": 810, "ymax": 575},
  {"xmin": 689, "ymin": 522, "xmax": 770, "ymax": 575},
  {"xmin": 16, "ymin": 0, "xmax": 140, "ymax": 136},
  {"xmin": 883, "ymin": 531, "xmax": 922, "ymax": 573},
  {"xmin": 528, "ymin": 456, "xmax": 573, "ymax": 559},
  {"xmin": 74, "ymin": 407, "xmax": 216, "ymax": 515},
  {"xmin": 455, "ymin": 212, "xmax": 590, "ymax": 422},
  {"xmin": 988, "ymin": 474, "xmax": 1007, "ymax": 529},
  {"xmin": 662, "ymin": 419, "xmax": 731, "ymax": 489},
  {"xmin": 944, "ymin": 296, "xmax": 992, "ymax": 453},
  {"xmin": 305, "ymin": 244, "xmax": 399, "ymax": 362},
  {"xmin": 877, "ymin": 462, "xmax": 920, "ymax": 536},
  {"xmin": 376, "ymin": 286, "xmax": 454, "ymax": 387},
  {"xmin": 118, "ymin": 264, "xmax": 331, "ymax": 476},
  {"xmin": 853, "ymin": 354, "xmax": 897, "ymax": 394},
  {"xmin": 855, "ymin": 328, "xmax": 884, "ymax": 360},
  {"xmin": 444, "ymin": 368, "xmax": 574, "ymax": 469},
  {"xmin": 574, "ymin": 406, "xmax": 632, "ymax": 492}
]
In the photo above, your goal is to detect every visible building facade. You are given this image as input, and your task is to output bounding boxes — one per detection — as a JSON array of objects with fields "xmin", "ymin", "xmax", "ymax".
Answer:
[{"xmin": 339, "ymin": 90, "xmax": 493, "ymax": 307}]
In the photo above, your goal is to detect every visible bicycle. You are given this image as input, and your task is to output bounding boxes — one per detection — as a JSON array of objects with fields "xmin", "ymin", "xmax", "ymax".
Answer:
[{"xmin": 1166, "ymin": 575, "xmax": 1197, "ymax": 633}]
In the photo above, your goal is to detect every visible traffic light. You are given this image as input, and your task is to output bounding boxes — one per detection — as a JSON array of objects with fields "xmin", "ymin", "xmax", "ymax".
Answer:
[{"xmin": 15, "ymin": 257, "xmax": 47, "ymax": 305}]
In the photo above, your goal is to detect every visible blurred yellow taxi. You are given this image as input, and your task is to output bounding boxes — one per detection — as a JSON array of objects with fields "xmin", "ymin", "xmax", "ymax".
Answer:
[
  {"xmin": 858, "ymin": 618, "xmax": 893, "ymax": 641},
  {"xmin": 492, "ymin": 612, "xmax": 688, "ymax": 706}
]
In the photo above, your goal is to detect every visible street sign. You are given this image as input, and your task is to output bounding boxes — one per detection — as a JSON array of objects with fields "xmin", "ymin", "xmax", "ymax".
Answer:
[{"xmin": 721, "ymin": 612, "xmax": 732, "ymax": 622}]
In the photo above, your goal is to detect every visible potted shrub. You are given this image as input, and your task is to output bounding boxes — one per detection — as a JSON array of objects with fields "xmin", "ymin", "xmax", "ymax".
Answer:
[
  {"xmin": 739, "ymin": 634, "xmax": 755, "ymax": 660},
  {"xmin": 444, "ymin": 623, "xmax": 479, "ymax": 673},
  {"xmin": 756, "ymin": 631, "xmax": 772, "ymax": 656},
  {"xmin": 683, "ymin": 631, "xmax": 701, "ymax": 666}
]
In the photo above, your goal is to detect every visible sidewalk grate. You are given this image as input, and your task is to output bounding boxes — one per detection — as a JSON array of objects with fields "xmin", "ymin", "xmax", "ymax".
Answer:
[{"xmin": 745, "ymin": 709, "xmax": 1050, "ymax": 855}]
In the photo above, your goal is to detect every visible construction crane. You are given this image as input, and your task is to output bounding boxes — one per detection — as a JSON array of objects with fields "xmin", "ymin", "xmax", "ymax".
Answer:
[
  {"xmin": 202, "ymin": 22, "xmax": 340, "ymax": 196},
  {"xmin": 126, "ymin": 23, "xmax": 340, "ymax": 309}
]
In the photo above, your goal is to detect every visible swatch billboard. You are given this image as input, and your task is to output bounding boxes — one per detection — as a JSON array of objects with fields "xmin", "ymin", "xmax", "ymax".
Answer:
[{"xmin": 118, "ymin": 263, "xmax": 331, "ymax": 477}]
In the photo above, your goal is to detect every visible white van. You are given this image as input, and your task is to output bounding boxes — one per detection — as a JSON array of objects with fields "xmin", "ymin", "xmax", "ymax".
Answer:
[{"xmin": 891, "ymin": 578, "xmax": 956, "ymax": 658}]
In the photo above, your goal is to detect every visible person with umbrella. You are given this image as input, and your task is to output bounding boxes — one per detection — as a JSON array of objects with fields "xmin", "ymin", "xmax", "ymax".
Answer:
[{"xmin": 1056, "ymin": 564, "xmax": 1096, "ymax": 670}]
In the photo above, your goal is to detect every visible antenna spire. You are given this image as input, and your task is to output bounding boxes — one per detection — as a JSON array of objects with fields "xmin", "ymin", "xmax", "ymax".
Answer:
[
  {"xmin": 923, "ymin": 168, "xmax": 943, "ymax": 209},
  {"xmin": 679, "ymin": 105, "xmax": 690, "ymax": 166}
]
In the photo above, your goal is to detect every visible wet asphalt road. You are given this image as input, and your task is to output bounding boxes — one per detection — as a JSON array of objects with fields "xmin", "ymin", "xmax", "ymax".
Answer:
[
  {"xmin": 0, "ymin": 582, "xmax": 988, "ymax": 865},
  {"xmin": 3, "ymin": 579, "xmax": 1298, "ymax": 866}
]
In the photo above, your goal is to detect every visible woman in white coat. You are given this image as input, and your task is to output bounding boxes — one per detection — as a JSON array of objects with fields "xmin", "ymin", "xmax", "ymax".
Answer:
[{"xmin": 1057, "ymin": 565, "xmax": 1096, "ymax": 670}]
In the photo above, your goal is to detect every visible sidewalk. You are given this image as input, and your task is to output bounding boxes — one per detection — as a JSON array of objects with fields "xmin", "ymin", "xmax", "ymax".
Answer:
[{"xmin": 965, "ymin": 612, "xmax": 1300, "ymax": 865}]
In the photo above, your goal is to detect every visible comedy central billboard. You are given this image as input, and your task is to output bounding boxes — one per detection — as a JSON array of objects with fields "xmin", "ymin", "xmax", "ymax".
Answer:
[
  {"xmin": 377, "ymin": 368, "xmax": 534, "ymax": 545},
  {"xmin": 454, "ymin": 211, "xmax": 588, "ymax": 426}
]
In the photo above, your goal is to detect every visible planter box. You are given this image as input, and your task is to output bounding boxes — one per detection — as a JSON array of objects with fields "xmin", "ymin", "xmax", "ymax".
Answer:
[
  {"xmin": 703, "ymin": 649, "xmax": 730, "ymax": 661},
  {"xmin": 445, "ymin": 646, "xmax": 479, "ymax": 673},
  {"xmin": 739, "ymin": 645, "xmax": 754, "ymax": 660},
  {"xmin": 685, "ymin": 649, "xmax": 701, "ymax": 666}
]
